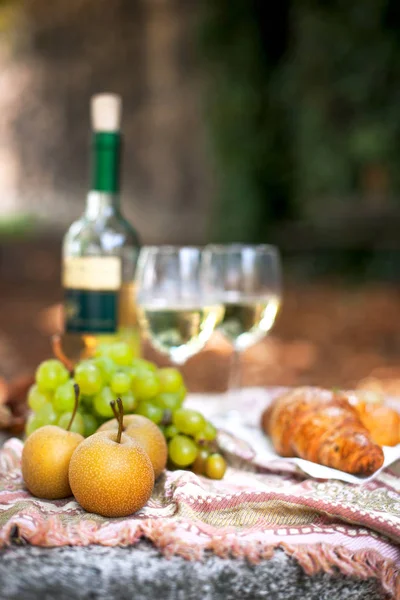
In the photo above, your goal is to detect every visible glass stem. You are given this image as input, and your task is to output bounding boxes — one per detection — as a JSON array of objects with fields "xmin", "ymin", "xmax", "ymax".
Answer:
[{"xmin": 228, "ymin": 348, "xmax": 242, "ymax": 391}]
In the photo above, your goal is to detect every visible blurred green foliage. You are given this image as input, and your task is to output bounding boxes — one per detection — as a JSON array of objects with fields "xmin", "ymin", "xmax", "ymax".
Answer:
[
  {"xmin": 0, "ymin": 215, "xmax": 36, "ymax": 239},
  {"xmin": 287, "ymin": 0, "xmax": 400, "ymax": 211},
  {"xmin": 199, "ymin": 0, "xmax": 294, "ymax": 242},
  {"xmin": 199, "ymin": 0, "xmax": 400, "ymax": 242}
]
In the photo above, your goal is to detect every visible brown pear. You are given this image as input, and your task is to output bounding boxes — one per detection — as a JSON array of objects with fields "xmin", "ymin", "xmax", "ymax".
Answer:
[
  {"xmin": 22, "ymin": 383, "xmax": 83, "ymax": 499},
  {"xmin": 98, "ymin": 414, "xmax": 167, "ymax": 478},
  {"xmin": 22, "ymin": 425, "xmax": 83, "ymax": 499},
  {"xmin": 69, "ymin": 400, "xmax": 154, "ymax": 517}
]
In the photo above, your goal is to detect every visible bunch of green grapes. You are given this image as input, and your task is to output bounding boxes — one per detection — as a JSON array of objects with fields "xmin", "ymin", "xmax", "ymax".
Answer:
[
  {"xmin": 165, "ymin": 409, "xmax": 226, "ymax": 479},
  {"xmin": 25, "ymin": 342, "xmax": 226, "ymax": 479}
]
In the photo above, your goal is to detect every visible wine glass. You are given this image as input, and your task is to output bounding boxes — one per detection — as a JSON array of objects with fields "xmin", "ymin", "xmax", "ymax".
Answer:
[
  {"xmin": 135, "ymin": 246, "xmax": 224, "ymax": 365},
  {"xmin": 201, "ymin": 244, "xmax": 282, "ymax": 396}
]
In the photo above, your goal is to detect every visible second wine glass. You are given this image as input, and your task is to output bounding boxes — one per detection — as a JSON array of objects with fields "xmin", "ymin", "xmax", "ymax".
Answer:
[
  {"xmin": 202, "ymin": 244, "xmax": 282, "ymax": 391},
  {"xmin": 135, "ymin": 246, "xmax": 224, "ymax": 365}
]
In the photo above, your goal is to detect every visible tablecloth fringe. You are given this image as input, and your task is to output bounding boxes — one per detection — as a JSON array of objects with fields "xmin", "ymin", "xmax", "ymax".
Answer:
[
  {"xmin": 281, "ymin": 543, "xmax": 399, "ymax": 600},
  {"xmin": 1, "ymin": 514, "xmax": 398, "ymax": 599}
]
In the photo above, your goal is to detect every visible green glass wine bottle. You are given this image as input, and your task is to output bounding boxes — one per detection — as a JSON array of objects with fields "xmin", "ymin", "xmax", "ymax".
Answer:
[{"xmin": 62, "ymin": 93, "xmax": 141, "ymax": 358}]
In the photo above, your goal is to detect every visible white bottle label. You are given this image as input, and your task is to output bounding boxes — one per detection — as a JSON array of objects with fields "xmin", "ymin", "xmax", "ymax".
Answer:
[{"xmin": 63, "ymin": 257, "xmax": 122, "ymax": 291}]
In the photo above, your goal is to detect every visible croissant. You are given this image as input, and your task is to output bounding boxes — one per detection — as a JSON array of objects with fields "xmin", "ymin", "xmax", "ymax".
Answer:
[
  {"xmin": 261, "ymin": 387, "xmax": 384, "ymax": 475},
  {"xmin": 352, "ymin": 402, "xmax": 400, "ymax": 447}
]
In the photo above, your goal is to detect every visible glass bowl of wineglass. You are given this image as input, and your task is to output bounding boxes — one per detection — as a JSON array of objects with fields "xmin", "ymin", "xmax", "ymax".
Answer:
[
  {"xmin": 201, "ymin": 244, "xmax": 282, "ymax": 397},
  {"xmin": 135, "ymin": 246, "xmax": 225, "ymax": 365}
]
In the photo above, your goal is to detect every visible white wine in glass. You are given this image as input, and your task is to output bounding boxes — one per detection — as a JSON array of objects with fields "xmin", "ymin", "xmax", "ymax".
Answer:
[
  {"xmin": 218, "ymin": 294, "xmax": 281, "ymax": 352},
  {"xmin": 136, "ymin": 246, "xmax": 224, "ymax": 365},
  {"xmin": 138, "ymin": 302, "xmax": 224, "ymax": 365},
  {"xmin": 202, "ymin": 244, "xmax": 282, "ymax": 390}
]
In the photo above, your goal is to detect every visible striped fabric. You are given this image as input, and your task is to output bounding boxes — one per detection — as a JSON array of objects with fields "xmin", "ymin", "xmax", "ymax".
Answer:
[{"xmin": 0, "ymin": 388, "xmax": 399, "ymax": 598}]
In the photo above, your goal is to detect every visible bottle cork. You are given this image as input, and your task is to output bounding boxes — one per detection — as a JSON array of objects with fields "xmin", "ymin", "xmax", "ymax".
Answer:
[{"xmin": 90, "ymin": 93, "xmax": 122, "ymax": 132}]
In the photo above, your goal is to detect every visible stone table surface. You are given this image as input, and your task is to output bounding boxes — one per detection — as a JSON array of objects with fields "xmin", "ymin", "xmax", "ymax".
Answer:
[{"xmin": 0, "ymin": 542, "xmax": 384, "ymax": 600}]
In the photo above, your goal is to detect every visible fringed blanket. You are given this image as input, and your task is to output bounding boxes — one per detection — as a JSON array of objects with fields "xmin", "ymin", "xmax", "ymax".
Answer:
[{"xmin": 1, "ymin": 389, "xmax": 400, "ymax": 599}]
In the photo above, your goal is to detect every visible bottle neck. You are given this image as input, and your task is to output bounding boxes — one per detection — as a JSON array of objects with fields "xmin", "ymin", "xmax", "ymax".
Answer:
[
  {"xmin": 91, "ymin": 131, "xmax": 121, "ymax": 194},
  {"xmin": 85, "ymin": 191, "xmax": 119, "ymax": 219},
  {"xmin": 86, "ymin": 131, "xmax": 121, "ymax": 218}
]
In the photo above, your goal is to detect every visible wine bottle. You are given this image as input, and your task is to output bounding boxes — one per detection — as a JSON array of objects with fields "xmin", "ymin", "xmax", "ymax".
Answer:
[{"xmin": 62, "ymin": 93, "xmax": 141, "ymax": 357}]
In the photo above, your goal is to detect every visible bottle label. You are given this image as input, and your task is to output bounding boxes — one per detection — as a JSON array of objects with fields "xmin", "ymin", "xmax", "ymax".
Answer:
[{"xmin": 63, "ymin": 257, "xmax": 122, "ymax": 333}]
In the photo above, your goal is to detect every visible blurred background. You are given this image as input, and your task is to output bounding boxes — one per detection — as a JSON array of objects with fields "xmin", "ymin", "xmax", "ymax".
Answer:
[{"xmin": 1, "ymin": 0, "xmax": 400, "ymax": 394}]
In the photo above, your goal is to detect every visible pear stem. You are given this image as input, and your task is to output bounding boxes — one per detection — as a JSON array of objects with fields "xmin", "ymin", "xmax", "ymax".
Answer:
[
  {"xmin": 52, "ymin": 334, "xmax": 75, "ymax": 374},
  {"xmin": 116, "ymin": 397, "xmax": 124, "ymax": 444},
  {"xmin": 111, "ymin": 400, "xmax": 119, "ymax": 422},
  {"xmin": 109, "ymin": 399, "xmax": 124, "ymax": 443},
  {"xmin": 66, "ymin": 383, "xmax": 80, "ymax": 431}
]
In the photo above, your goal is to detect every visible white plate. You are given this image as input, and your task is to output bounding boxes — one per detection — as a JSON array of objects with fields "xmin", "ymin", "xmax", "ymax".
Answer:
[{"xmin": 186, "ymin": 387, "xmax": 400, "ymax": 485}]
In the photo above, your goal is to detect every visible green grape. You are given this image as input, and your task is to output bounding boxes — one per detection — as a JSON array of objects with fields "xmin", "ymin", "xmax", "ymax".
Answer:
[
  {"xmin": 164, "ymin": 424, "xmax": 179, "ymax": 439},
  {"xmin": 176, "ymin": 384, "xmax": 187, "ymax": 405},
  {"xmin": 93, "ymin": 387, "xmax": 115, "ymax": 418},
  {"xmin": 82, "ymin": 413, "xmax": 99, "ymax": 437},
  {"xmin": 119, "ymin": 366, "xmax": 137, "ymax": 379},
  {"xmin": 158, "ymin": 368, "xmax": 184, "ymax": 393},
  {"xmin": 25, "ymin": 413, "xmax": 43, "ymax": 437},
  {"xmin": 110, "ymin": 371, "xmax": 132, "ymax": 395},
  {"xmin": 120, "ymin": 391, "xmax": 137, "ymax": 413},
  {"xmin": 94, "ymin": 343, "xmax": 112, "ymax": 357},
  {"xmin": 131, "ymin": 358, "xmax": 157, "ymax": 373},
  {"xmin": 205, "ymin": 453, "xmax": 227, "ymax": 480},
  {"xmin": 173, "ymin": 409, "xmax": 205, "ymax": 436},
  {"xmin": 58, "ymin": 366, "xmax": 70, "ymax": 385},
  {"xmin": 153, "ymin": 392, "xmax": 181, "ymax": 412},
  {"xmin": 27, "ymin": 385, "xmax": 50, "ymax": 412},
  {"xmin": 58, "ymin": 411, "xmax": 85, "ymax": 435},
  {"xmin": 136, "ymin": 401, "xmax": 163, "ymax": 424},
  {"xmin": 92, "ymin": 356, "xmax": 116, "ymax": 383},
  {"xmin": 74, "ymin": 362, "xmax": 103, "ymax": 395},
  {"xmin": 195, "ymin": 421, "xmax": 217, "ymax": 443},
  {"xmin": 192, "ymin": 448, "xmax": 209, "ymax": 475},
  {"xmin": 53, "ymin": 380, "xmax": 76, "ymax": 412},
  {"xmin": 131, "ymin": 372, "xmax": 160, "ymax": 401},
  {"xmin": 36, "ymin": 359, "xmax": 69, "ymax": 392},
  {"xmin": 106, "ymin": 342, "xmax": 134, "ymax": 366},
  {"xmin": 36, "ymin": 402, "xmax": 58, "ymax": 425},
  {"xmin": 168, "ymin": 435, "xmax": 198, "ymax": 467}
]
